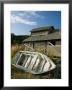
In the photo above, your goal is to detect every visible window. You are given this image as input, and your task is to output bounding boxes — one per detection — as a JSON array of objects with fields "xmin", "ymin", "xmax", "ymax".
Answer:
[{"xmin": 50, "ymin": 41, "xmax": 56, "ymax": 45}]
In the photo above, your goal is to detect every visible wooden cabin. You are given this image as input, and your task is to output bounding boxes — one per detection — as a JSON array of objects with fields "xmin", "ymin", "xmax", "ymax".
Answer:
[{"xmin": 23, "ymin": 26, "xmax": 61, "ymax": 57}]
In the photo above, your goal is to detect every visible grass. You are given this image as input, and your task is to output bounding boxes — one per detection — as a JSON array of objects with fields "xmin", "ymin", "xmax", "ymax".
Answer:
[
  {"xmin": 11, "ymin": 44, "xmax": 61, "ymax": 79},
  {"xmin": 11, "ymin": 44, "xmax": 25, "ymax": 59}
]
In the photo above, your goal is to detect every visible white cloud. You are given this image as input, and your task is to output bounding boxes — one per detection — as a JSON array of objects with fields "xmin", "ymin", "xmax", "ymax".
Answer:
[
  {"xmin": 29, "ymin": 11, "xmax": 44, "ymax": 18},
  {"xmin": 19, "ymin": 11, "xmax": 44, "ymax": 19},
  {"xmin": 11, "ymin": 15, "xmax": 37, "ymax": 25}
]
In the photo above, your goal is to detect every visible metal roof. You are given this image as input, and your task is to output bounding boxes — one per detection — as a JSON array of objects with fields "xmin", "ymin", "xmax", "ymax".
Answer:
[{"xmin": 31, "ymin": 26, "xmax": 55, "ymax": 32}]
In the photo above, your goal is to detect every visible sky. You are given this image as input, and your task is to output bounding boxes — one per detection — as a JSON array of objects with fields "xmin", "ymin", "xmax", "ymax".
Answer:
[{"xmin": 11, "ymin": 11, "xmax": 61, "ymax": 35}]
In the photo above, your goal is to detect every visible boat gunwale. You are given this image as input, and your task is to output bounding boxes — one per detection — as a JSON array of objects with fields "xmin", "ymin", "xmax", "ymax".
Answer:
[{"xmin": 12, "ymin": 51, "xmax": 56, "ymax": 74}]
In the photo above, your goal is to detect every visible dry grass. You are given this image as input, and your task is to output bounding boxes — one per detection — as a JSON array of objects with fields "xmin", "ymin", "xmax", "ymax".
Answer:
[
  {"xmin": 11, "ymin": 44, "xmax": 25, "ymax": 59},
  {"xmin": 35, "ymin": 45, "xmax": 61, "ymax": 58},
  {"xmin": 47, "ymin": 45, "xmax": 61, "ymax": 58}
]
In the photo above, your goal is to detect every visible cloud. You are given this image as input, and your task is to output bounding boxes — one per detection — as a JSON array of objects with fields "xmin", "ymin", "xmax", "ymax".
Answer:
[
  {"xmin": 29, "ymin": 11, "xmax": 44, "ymax": 18},
  {"xmin": 11, "ymin": 15, "xmax": 37, "ymax": 26},
  {"xmin": 18, "ymin": 11, "xmax": 44, "ymax": 19}
]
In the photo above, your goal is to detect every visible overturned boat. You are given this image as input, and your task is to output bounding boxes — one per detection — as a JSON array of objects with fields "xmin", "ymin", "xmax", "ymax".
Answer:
[{"xmin": 12, "ymin": 51, "xmax": 56, "ymax": 74}]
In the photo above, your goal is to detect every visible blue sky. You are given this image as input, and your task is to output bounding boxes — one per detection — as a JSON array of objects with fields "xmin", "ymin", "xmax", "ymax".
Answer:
[{"xmin": 11, "ymin": 11, "xmax": 61, "ymax": 35}]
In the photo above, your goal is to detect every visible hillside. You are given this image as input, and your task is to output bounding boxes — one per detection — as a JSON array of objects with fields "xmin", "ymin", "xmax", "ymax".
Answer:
[{"xmin": 11, "ymin": 33, "xmax": 29, "ymax": 45}]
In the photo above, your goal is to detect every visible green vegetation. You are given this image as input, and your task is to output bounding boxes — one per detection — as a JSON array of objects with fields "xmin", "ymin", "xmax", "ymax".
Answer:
[{"xmin": 11, "ymin": 33, "xmax": 29, "ymax": 45}]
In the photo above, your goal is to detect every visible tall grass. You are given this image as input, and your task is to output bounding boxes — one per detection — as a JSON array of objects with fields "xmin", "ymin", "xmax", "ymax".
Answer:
[{"xmin": 11, "ymin": 44, "xmax": 25, "ymax": 59}]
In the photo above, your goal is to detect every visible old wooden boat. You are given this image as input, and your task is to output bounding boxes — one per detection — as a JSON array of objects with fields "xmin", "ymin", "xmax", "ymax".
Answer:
[{"xmin": 12, "ymin": 51, "xmax": 56, "ymax": 74}]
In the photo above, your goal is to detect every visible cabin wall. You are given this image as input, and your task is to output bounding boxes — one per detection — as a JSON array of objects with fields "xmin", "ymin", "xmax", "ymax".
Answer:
[
  {"xmin": 31, "ymin": 30, "xmax": 49, "ymax": 36},
  {"xmin": 24, "ymin": 40, "xmax": 61, "ymax": 57},
  {"xmin": 24, "ymin": 40, "xmax": 61, "ymax": 49},
  {"xmin": 56, "ymin": 41, "xmax": 61, "ymax": 45},
  {"xmin": 24, "ymin": 42, "xmax": 33, "ymax": 47},
  {"xmin": 45, "ymin": 41, "xmax": 60, "ymax": 57},
  {"xmin": 34, "ymin": 42, "xmax": 46, "ymax": 48}
]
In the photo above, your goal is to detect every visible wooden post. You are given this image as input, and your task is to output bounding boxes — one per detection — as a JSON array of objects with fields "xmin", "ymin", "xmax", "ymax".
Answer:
[
  {"xmin": 45, "ymin": 41, "xmax": 47, "ymax": 55},
  {"xmin": 33, "ymin": 42, "xmax": 34, "ymax": 49}
]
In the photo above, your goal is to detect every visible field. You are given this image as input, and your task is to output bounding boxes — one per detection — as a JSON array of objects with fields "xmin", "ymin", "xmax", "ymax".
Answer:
[{"xmin": 11, "ymin": 44, "xmax": 61, "ymax": 79}]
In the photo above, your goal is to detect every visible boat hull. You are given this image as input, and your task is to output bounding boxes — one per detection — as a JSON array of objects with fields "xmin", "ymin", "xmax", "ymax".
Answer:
[{"xmin": 12, "ymin": 51, "xmax": 56, "ymax": 74}]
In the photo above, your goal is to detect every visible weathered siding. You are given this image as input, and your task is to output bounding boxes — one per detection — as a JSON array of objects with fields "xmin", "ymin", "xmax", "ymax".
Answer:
[
  {"xmin": 34, "ymin": 42, "xmax": 46, "ymax": 48},
  {"xmin": 56, "ymin": 41, "xmax": 61, "ymax": 45},
  {"xmin": 24, "ymin": 41, "xmax": 61, "ymax": 57},
  {"xmin": 55, "ymin": 45, "xmax": 61, "ymax": 53},
  {"xmin": 24, "ymin": 42, "xmax": 33, "ymax": 47},
  {"xmin": 24, "ymin": 40, "xmax": 61, "ymax": 49},
  {"xmin": 47, "ymin": 45, "xmax": 61, "ymax": 57},
  {"xmin": 31, "ymin": 31, "xmax": 49, "ymax": 36}
]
